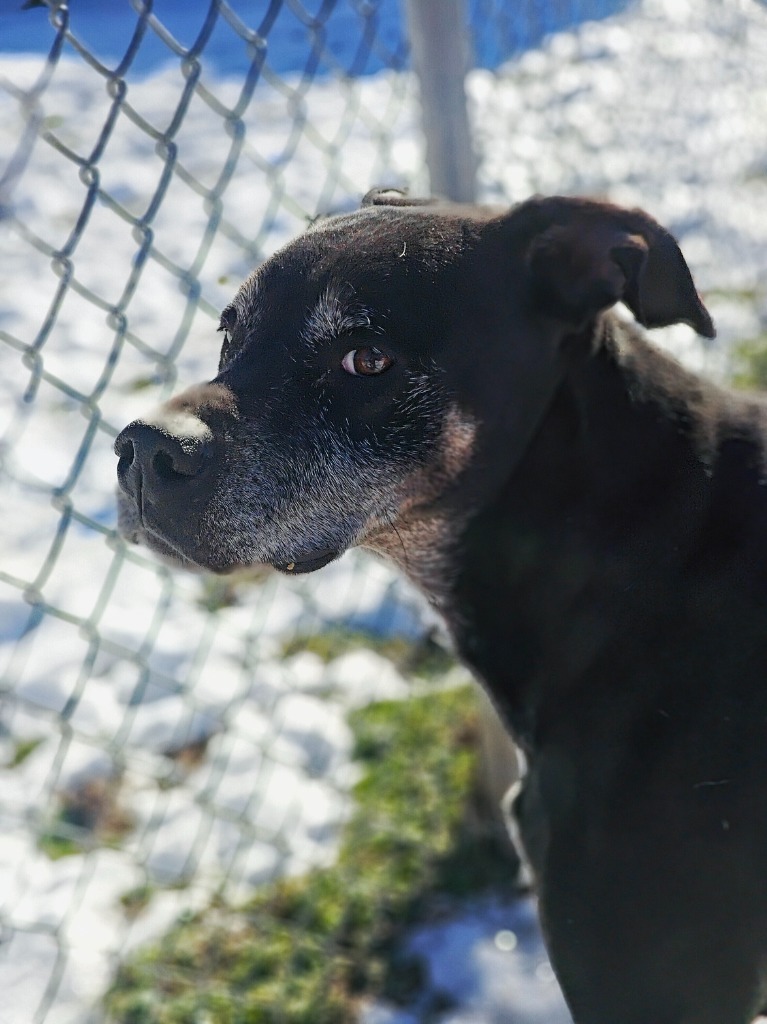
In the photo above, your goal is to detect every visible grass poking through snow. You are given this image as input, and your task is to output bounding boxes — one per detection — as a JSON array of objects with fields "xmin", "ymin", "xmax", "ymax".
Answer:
[{"xmin": 105, "ymin": 684, "xmax": 518, "ymax": 1023}]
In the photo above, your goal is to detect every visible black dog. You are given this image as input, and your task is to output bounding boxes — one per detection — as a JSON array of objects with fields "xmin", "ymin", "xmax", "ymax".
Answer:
[{"xmin": 115, "ymin": 190, "xmax": 767, "ymax": 1024}]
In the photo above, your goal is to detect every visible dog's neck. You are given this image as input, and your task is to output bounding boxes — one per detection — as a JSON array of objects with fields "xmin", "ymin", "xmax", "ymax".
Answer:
[
  {"xmin": 362, "ymin": 405, "xmax": 481, "ymax": 608},
  {"xmin": 433, "ymin": 315, "xmax": 767, "ymax": 747},
  {"xmin": 363, "ymin": 502, "xmax": 476, "ymax": 615}
]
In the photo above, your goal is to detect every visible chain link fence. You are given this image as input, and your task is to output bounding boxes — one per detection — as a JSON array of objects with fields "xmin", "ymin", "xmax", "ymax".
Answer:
[{"xmin": 1, "ymin": 0, "xmax": 767, "ymax": 1021}]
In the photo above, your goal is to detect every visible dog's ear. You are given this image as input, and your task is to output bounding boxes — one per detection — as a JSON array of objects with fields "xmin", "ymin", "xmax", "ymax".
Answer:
[
  {"xmin": 361, "ymin": 187, "xmax": 440, "ymax": 208},
  {"xmin": 518, "ymin": 197, "xmax": 715, "ymax": 337}
]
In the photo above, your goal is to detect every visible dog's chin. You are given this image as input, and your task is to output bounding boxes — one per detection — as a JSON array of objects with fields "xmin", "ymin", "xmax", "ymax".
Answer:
[
  {"xmin": 117, "ymin": 492, "xmax": 347, "ymax": 575},
  {"xmin": 121, "ymin": 524, "xmax": 342, "ymax": 577}
]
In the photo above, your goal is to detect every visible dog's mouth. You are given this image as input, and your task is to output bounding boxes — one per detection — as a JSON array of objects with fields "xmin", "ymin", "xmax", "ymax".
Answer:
[
  {"xmin": 118, "ymin": 485, "xmax": 345, "ymax": 575},
  {"xmin": 132, "ymin": 528, "xmax": 340, "ymax": 576},
  {"xmin": 274, "ymin": 547, "xmax": 340, "ymax": 574}
]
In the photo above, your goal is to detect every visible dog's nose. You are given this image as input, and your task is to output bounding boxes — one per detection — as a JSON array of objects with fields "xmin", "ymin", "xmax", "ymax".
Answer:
[{"xmin": 115, "ymin": 421, "xmax": 210, "ymax": 502}]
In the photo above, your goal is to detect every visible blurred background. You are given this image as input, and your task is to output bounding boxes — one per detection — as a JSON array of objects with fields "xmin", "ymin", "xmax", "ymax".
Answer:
[{"xmin": 1, "ymin": 1, "xmax": 766, "ymax": 1021}]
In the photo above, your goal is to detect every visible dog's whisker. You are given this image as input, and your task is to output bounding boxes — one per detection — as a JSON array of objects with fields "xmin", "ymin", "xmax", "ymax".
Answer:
[{"xmin": 391, "ymin": 521, "xmax": 409, "ymax": 572}]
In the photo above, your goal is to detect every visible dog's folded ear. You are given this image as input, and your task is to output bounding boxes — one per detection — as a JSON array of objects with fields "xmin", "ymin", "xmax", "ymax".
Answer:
[
  {"xmin": 361, "ymin": 187, "xmax": 441, "ymax": 208},
  {"xmin": 517, "ymin": 197, "xmax": 715, "ymax": 338}
]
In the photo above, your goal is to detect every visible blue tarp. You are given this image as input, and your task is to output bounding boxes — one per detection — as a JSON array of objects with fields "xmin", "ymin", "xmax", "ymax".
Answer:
[{"xmin": 0, "ymin": 0, "xmax": 631, "ymax": 77}]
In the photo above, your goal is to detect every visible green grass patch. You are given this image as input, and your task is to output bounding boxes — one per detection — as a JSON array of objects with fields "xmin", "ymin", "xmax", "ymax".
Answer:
[
  {"xmin": 704, "ymin": 285, "xmax": 762, "ymax": 304},
  {"xmin": 127, "ymin": 375, "xmax": 164, "ymax": 393},
  {"xmin": 105, "ymin": 685, "xmax": 518, "ymax": 1023},
  {"xmin": 196, "ymin": 567, "xmax": 274, "ymax": 612},
  {"xmin": 282, "ymin": 625, "xmax": 455, "ymax": 680},
  {"xmin": 121, "ymin": 885, "xmax": 156, "ymax": 920},
  {"xmin": 39, "ymin": 778, "xmax": 134, "ymax": 860},
  {"xmin": 38, "ymin": 827, "xmax": 83, "ymax": 861},
  {"xmin": 731, "ymin": 334, "xmax": 767, "ymax": 391},
  {"xmin": 9, "ymin": 736, "xmax": 43, "ymax": 768}
]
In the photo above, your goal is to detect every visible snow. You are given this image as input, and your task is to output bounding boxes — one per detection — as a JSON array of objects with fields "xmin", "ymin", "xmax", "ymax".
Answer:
[
  {"xmin": 396, "ymin": 898, "xmax": 570, "ymax": 1024},
  {"xmin": 1, "ymin": 0, "xmax": 767, "ymax": 1020}
]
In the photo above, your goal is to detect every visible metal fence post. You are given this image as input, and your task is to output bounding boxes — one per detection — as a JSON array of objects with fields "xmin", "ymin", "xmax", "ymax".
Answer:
[
  {"xmin": 403, "ymin": 0, "xmax": 518, "ymax": 824},
  {"xmin": 402, "ymin": 0, "xmax": 478, "ymax": 202}
]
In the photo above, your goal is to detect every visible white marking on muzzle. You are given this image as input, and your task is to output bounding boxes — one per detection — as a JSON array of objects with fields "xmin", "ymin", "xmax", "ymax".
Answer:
[{"xmin": 141, "ymin": 408, "xmax": 213, "ymax": 443}]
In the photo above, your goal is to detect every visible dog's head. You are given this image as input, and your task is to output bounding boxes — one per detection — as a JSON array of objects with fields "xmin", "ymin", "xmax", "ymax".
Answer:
[{"xmin": 115, "ymin": 191, "xmax": 713, "ymax": 581}]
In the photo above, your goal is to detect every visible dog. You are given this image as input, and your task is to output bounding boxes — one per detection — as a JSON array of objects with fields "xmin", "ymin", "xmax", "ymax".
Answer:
[{"xmin": 115, "ymin": 189, "xmax": 767, "ymax": 1024}]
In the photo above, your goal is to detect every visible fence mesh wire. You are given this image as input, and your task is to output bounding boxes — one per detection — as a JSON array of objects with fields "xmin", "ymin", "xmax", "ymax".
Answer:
[{"xmin": 1, "ymin": 0, "xmax": 767, "ymax": 1021}]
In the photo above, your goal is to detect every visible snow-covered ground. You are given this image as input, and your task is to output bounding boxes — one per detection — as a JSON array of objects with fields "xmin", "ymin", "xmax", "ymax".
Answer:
[{"xmin": 1, "ymin": 0, "xmax": 767, "ymax": 1021}]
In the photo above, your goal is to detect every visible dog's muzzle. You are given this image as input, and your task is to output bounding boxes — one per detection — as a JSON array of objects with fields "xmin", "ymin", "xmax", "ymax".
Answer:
[
  {"xmin": 114, "ymin": 415, "xmax": 343, "ymax": 575},
  {"xmin": 114, "ymin": 418, "xmax": 219, "ymax": 562}
]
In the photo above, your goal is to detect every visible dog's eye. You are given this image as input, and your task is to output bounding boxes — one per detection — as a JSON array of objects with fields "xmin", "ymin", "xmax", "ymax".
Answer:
[{"xmin": 341, "ymin": 346, "xmax": 393, "ymax": 377}]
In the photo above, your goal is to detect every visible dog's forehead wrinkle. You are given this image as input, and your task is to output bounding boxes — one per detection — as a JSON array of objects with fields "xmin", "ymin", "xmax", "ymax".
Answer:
[{"xmin": 301, "ymin": 280, "xmax": 375, "ymax": 350}]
